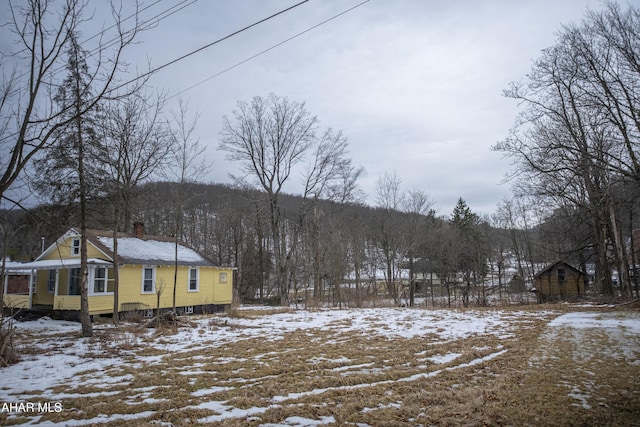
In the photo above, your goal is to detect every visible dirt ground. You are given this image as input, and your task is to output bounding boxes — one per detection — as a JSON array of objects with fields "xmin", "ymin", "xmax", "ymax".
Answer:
[{"xmin": 1, "ymin": 304, "xmax": 639, "ymax": 426}]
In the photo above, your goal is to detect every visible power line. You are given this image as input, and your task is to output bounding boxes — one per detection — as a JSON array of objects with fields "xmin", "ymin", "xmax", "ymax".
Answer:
[
  {"xmin": 169, "ymin": 0, "xmax": 371, "ymax": 99},
  {"xmin": 82, "ymin": 0, "xmax": 167, "ymax": 45},
  {"xmin": 58, "ymin": 1, "xmax": 200, "ymax": 80},
  {"xmin": 1, "ymin": 0, "xmax": 199, "ymax": 107},
  {"xmin": 0, "ymin": 0, "xmax": 200, "ymax": 145},
  {"xmin": 108, "ymin": 0, "xmax": 310, "ymax": 95}
]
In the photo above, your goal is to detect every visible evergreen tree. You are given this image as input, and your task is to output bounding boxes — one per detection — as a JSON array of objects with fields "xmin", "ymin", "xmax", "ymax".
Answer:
[
  {"xmin": 449, "ymin": 198, "xmax": 488, "ymax": 306},
  {"xmin": 35, "ymin": 33, "xmax": 104, "ymax": 337}
]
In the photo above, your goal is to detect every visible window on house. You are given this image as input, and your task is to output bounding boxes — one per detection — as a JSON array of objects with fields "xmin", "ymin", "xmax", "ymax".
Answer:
[
  {"xmin": 47, "ymin": 270, "xmax": 56, "ymax": 293},
  {"xmin": 219, "ymin": 272, "xmax": 227, "ymax": 284},
  {"xmin": 557, "ymin": 268, "xmax": 566, "ymax": 282},
  {"xmin": 188, "ymin": 267, "xmax": 199, "ymax": 292},
  {"xmin": 142, "ymin": 266, "xmax": 155, "ymax": 294},
  {"xmin": 93, "ymin": 267, "xmax": 109, "ymax": 294},
  {"xmin": 184, "ymin": 305, "xmax": 194, "ymax": 314},
  {"xmin": 71, "ymin": 238, "xmax": 81, "ymax": 256},
  {"xmin": 69, "ymin": 268, "xmax": 81, "ymax": 295}
]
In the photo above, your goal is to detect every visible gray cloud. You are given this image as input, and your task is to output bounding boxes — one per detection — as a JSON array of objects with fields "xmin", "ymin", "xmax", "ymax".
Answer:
[{"xmin": 75, "ymin": 1, "xmax": 603, "ymax": 215}]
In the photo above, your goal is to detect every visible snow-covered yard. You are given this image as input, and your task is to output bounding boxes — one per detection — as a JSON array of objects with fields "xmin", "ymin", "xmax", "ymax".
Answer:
[{"xmin": 1, "ymin": 305, "xmax": 639, "ymax": 426}]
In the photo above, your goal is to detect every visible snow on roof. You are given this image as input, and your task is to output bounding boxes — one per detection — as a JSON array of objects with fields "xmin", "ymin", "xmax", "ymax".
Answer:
[{"xmin": 96, "ymin": 236, "xmax": 213, "ymax": 266}]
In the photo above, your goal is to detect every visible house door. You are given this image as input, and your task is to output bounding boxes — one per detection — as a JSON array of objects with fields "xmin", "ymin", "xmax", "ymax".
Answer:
[{"xmin": 68, "ymin": 268, "xmax": 81, "ymax": 295}]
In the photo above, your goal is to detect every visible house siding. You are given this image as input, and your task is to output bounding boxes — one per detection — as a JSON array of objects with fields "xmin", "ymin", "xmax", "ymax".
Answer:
[
  {"xmin": 3, "ymin": 294, "xmax": 30, "ymax": 309},
  {"xmin": 41, "ymin": 235, "xmax": 106, "ymax": 261},
  {"xmin": 65, "ymin": 264, "xmax": 235, "ymax": 315},
  {"xmin": 5, "ymin": 229, "xmax": 234, "ymax": 316},
  {"xmin": 534, "ymin": 262, "xmax": 585, "ymax": 301},
  {"xmin": 113, "ymin": 264, "xmax": 233, "ymax": 314}
]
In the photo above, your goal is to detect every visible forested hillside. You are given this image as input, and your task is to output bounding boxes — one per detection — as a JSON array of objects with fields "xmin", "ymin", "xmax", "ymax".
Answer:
[{"xmin": 3, "ymin": 179, "xmax": 639, "ymax": 306}]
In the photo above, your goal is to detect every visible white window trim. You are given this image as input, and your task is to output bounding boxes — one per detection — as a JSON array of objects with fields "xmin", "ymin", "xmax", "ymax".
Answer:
[
  {"xmin": 184, "ymin": 305, "xmax": 194, "ymax": 314},
  {"xmin": 219, "ymin": 272, "xmax": 227, "ymax": 284},
  {"xmin": 89, "ymin": 266, "xmax": 112, "ymax": 296},
  {"xmin": 141, "ymin": 266, "xmax": 156, "ymax": 294},
  {"xmin": 71, "ymin": 238, "xmax": 81, "ymax": 256},
  {"xmin": 188, "ymin": 267, "xmax": 199, "ymax": 292}
]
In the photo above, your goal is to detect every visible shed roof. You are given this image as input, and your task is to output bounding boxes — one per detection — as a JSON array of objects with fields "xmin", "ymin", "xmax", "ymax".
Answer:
[{"xmin": 534, "ymin": 260, "xmax": 585, "ymax": 278}]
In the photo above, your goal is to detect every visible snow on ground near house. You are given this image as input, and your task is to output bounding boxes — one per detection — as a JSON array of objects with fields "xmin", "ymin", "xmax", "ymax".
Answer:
[
  {"xmin": 3, "ymin": 308, "xmax": 535, "ymax": 398},
  {"xmin": 543, "ymin": 311, "xmax": 640, "ymax": 365},
  {"xmin": 531, "ymin": 310, "xmax": 640, "ymax": 410},
  {"xmin": 2, "ymin": 307, "xmax": 638, "ymax": 425}
]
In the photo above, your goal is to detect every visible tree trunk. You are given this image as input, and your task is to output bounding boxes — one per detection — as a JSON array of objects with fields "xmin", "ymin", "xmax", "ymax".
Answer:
[
  {"xmin": 609, "ymin": 202, "xmax": 631, "ymax": 298},
  {"xmin": 112, "ymin": 225, "xmax": 120, "ymax": 325},
  {"xmin": 76, "ymin": 74, "xmax": 92, "ymax": 337}
]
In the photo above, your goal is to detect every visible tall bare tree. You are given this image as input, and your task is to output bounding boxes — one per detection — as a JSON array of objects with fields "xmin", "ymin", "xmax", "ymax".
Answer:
[
  {"xmin": 167, "ymin": 99, "xmax": 209, "ymax": 313},
  {"xmin": 220, "ymin": 94, "xmax": 354, "ymax": 305},
  {"xmin": 403, "ymin": 189, "xmax": 434, "ymax": 306},
  {"xmin": 0, "ymin": 0, "xmax": 143, "ymax": 207},
  {"xmin": 1, "ymin": 1, "xmax": 146, "ymax": 335},
  {"xmin": 373, "ymin": 171, "xmax": 405, "ymax": 303},
  {"xmin": 98, "ymin": 91, "xmax": 173, "ymax": 323},
  {"xmin": 495, "ymin": 2, "xmax": 640, "ymax": 298}
]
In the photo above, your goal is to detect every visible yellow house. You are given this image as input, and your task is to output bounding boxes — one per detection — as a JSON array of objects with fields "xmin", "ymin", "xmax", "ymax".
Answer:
[{"xmin": 3, "ymin": 224, "xmax": 233, "ymax": 318}]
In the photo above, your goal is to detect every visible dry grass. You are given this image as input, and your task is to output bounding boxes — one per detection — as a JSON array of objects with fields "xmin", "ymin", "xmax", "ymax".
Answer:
[{"xmin": 2, "ymin": 305, "xmax": 639, "ymax": 426}]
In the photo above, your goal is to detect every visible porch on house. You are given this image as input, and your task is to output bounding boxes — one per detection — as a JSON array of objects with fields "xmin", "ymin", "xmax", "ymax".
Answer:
[{"xmin": 3, "ymin": 258, "xmax": 115, "ymax": 314}]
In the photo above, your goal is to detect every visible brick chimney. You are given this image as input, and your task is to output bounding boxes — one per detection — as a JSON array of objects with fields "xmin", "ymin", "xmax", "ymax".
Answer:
[{"xmin": 133, "ymin": 222, "xmax": 145, "ymax": 238}]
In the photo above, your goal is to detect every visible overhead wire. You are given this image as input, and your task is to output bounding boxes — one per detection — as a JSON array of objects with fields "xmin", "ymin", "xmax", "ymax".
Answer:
[
  {"xmin": 168, "ymin": 0, "xmax": 372, "ymax": 99},
  {"xmin": 2, "ymin": 0, "xmax": 369, "ymax": 144},
  {"xmin": 52, "ymin": 0, "xmax": 201, "ymax": 82},
  {"xmin": 0, "ymin": 0, "xmax": 199, "ymax": 144},
  {"xmin": 108, "ymin": 0, "xmax": 310, "ymax": 95}
]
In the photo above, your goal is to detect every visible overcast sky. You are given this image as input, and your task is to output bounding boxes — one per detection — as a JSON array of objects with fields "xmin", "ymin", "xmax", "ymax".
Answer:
[{"xmin": 9, "ymin": 0, "xmax": 606, "ymax": 215}]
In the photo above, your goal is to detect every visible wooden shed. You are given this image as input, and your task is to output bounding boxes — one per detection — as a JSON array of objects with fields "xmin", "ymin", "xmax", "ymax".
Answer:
[{"xmin": 533, "ymin": 260, "xmax": 585, "ymax": 302}]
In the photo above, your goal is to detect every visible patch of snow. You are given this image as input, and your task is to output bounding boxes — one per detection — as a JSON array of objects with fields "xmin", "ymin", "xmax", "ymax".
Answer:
[
  {"xmin": 0, "ymin": 307, "xmax": 560, "ymax": 425},
  {"xmin": 259, "ymin": 415, "xmax": 337, "ymax": 426},
  {"xmin": 192, "ymin": 386, "xmax": 233, "ymax": 397},
  {"xmin": 423, "ymin": 353, "xmax": 462, "ymax": 364},
  {"xmin": 332, "ymin": 362, "xmax": 374, "ymax": 372}
]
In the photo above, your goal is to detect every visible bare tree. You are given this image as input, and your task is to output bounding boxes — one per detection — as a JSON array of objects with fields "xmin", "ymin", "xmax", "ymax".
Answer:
[
  {"xmin": 220, "ymin": 94, "xmax": 354, "ymax": 305},
  {"xmin": 97, "ymin": 91, "xmax": 173, "ymax": 324},
  {"xmin": 0, "ymin": 0, "xmax": 144, "ymax": 207},
  {"xmin": 300, "ymin": 129, "xmax": 361, "ymax": 301},
  {"xmin": 403, "ymin": 189, "xmax": 434, "ymax": 306},
  {"xmin": 494, "ymin": 2, "xmax": 640, "ymax": 298},
  {"xmin": 167, "ymin": 99, "xmax": 209, "ymax": 313},
  {"xmin": 373, "ymin": 171, "xmax": 405, "ymax": 303},
  {"xmin": 1, "ymin": 1, "xmax": 149, "ymax": 335}
]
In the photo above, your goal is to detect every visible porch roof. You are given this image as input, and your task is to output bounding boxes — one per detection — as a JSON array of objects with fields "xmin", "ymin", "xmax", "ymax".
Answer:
[{"xmin": 5, "ymin": 258, "xmax": 112, "ymax": 272}]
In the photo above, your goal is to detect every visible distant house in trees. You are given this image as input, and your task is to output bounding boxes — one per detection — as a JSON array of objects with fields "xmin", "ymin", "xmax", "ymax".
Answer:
[
  {"xmin": 533, "ymin": 260, "xmax": 586, "ymax": 302},
  {"xmin": 2, "ymin": 224, "xmax": 233, "ymax": 318}
]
